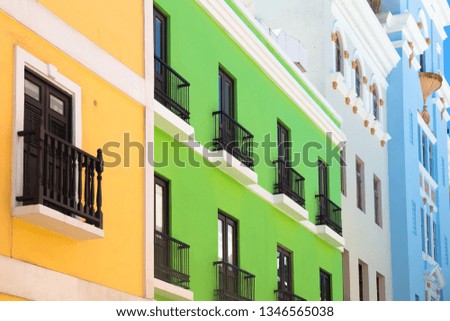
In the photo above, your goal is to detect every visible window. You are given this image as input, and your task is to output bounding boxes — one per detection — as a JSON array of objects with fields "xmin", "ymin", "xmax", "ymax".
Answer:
[
  {"xmin": 374, "ymin": 175, "xmax": 382, "ymax": 227},
  {"xmin": 422, "ymin": 133, "xmax": 427, "ymax": 168},
  {"xmin": 318, "ymin": 160, "xmax": 329, "ymax": 198},
  {"xmin": 356, "ymin": 157, "xmax": 365, "ymax": 212},
  {"xmin": 22, "ymin": 69, "xmax": 73, "ymax": 207},
  {"xmin": 218, "ymin": 212, "xmax": 237, "ymax": 265},
  {"xmin": 358, "ymin": 261, "xmax": 368, "ymax": 301},
  {"xmin": 426, "ymin": 214, "xmax": 431, "ymax": 256},
  {"xmin": 219, "ymin": 68, "xmax": 235, "ymax": 118},
  {"xmin": 277, "ymin": 246, "xmax": 293, "ymax": 299},
  {"xmin": 433, "ymin": 221, "xmax": 437, "ymax": 259},
  {"xmin": 154, "ymin": 7, "xmax": 167, "ymax": 63},
  {"xmin": 320, "ymin": 269, "xmax": 332, "ymax": 301},
  {"xmin": 354, "ymin": 61, "xmax": 362, "ymax": 97},
  {"xmin": 335, "ymin": 33, "xmax": 344, "ymax": 75},
  {"xmin": 429, "ymin": 142, "xmax": 434, "ymax": 177},
  {"xmin": 372, "ymin": 85, "xmax": 380, "ymax": 121},
  {"xmin": 421, "ymin": 208, "xmax": 426, "ymax": 252},
  {"xmin": 420, "ymin": 54, "xmax": 425, "ymax": 72},
  {"xmin": 277, "ymin": 122, "xmax": 290, "ymax": 162},
  {"xmin": 155, "ymin": 175, "xmax": 169, "ymax": 234},
  {"xmin": 376, "ymin": 273, "xmax": 386, "ymax": 301},
  {"xmin": 340, "ymin": 147, "xmax": 347, "ymax": 196}
]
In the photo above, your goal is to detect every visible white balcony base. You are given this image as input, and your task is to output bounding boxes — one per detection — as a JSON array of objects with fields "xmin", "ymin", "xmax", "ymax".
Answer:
[
  {"xmin": 209, "ymin": 150, "xmax": 258, "ymax": 186},
  {"xmin": 273, "ymin": 194, "xmax": 308, "ymax": 221},
  {"xmin": 154, "ymin": 100, "xmax": 194, "ymax": 142},
  {"xmin": 316, "ymin": 225, "xmax": 345, "ymax": 249},
  {"xmin": 13, "ymin": 204, "xmax": 104, "ymax": 240},
  {"xmin": 154, "ymin": 278, "xmax": 194, "ymax": 301}
]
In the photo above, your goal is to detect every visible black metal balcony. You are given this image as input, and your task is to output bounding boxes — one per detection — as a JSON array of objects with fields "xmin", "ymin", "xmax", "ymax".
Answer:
[
  {"xmin": 274, "ymin": 159, "xmax": 305, "ymax": 207},
  {"xmin": 17, "ymin": 122, "xmax": 103, "ymax": 228},
  {"xmin": 275, "ymin": 289, "xmax": 306, "ymax": 301},
  {"xmin": 154, "ymin": 230, "xmax": 190, "ymax": 289},
  {"xmin": 214, "ymin": 261, "xmax": 255, "ymax": 301},
  {"xmin": 212, "ymin": 111, "xmax": 254, "ymax": 168},
  {"xmin": 315, "ymin": 195, "xmax": 342, "ymax": 235},
  {"xmin": 154, "ymin": 56, "xmax": 190, "ymax": 122}
]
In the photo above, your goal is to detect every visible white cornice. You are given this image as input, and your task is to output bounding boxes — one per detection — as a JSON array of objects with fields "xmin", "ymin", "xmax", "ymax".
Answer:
[
  {"xmin": 331, "ymin": 0, "xmax": 400, "ymax": 79},
  {"xmin": 196, "ymin": 0, "xmax": 346, "ymax": 145},
  {"xmin": 421, "ymin": 0, "xmax": 450, "ymax": 40},
  {"xmin": 382, "ymin": 12, "xmax": 428, "ymax": 55}
]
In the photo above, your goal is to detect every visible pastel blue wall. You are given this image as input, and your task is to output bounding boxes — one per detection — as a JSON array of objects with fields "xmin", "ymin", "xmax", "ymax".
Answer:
[{"xmin": 387, "ymin": 0, "xmax": 450, "ymax": 301}]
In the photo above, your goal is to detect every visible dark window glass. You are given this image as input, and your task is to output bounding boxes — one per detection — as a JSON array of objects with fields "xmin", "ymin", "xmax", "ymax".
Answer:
[
  {"xmin": 153, "ymin": 8, "xmax": 167, "ymax": 62},
  {"xmin": 155, "ymin": 176, "xmax": 169, "ymax": 234},
  {"xmin": 218, "ymin": 213, "xmax": 237, "ymax": 265},
  {"xmin": 374, "ymin": 176, "xmax": 382, "ymax": 227},
  {"xmin": 335, "ymin": 34, "xmax": 343, "ymax": 74},
  {"xmin": 355, "ymin": 62, "xmax": 361, "ymax": 97},
  {"xmin": 318, "ymin": 160, "xmax": 329, "ymax": 198},
  {"xmin": 277, "ymin": 246, "xmax": 293, "ymax": 297},
  {"xmin": 356, "ymin": 157, "xmax": 365, "ymax": 212},
  {"xmin": 320, "ymin": 269, "xmax": 332, "ymax": 301},
  {"xmin": 218, "ymin": 69, "xmax": 235, "ymax": 118},
  {"xmin": 372, "ymin": 86, "xmax": 379, "ymax": 120}
]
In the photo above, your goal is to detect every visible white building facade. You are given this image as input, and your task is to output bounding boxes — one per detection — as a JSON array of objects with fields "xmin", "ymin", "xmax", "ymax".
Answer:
[{"xmin": 244, "ymin": 0, "xmax": 400, "ymax": 300}]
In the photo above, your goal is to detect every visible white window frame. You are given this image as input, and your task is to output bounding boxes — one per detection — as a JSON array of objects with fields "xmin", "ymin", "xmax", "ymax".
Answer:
[{"xmin": 12, "ymin": 46, "xmax": 82, "ymax": 209}]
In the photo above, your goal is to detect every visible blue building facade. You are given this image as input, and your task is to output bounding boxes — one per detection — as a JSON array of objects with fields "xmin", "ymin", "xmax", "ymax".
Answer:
[{"xmin": 384, "ymin": 0, "xmax": 450, "ymax": 300}]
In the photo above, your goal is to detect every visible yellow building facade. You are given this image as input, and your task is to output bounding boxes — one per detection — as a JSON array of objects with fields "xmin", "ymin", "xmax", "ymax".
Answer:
[{"xmin": 0, "ymin": 0, "xmax": 155, "ymax": 300}]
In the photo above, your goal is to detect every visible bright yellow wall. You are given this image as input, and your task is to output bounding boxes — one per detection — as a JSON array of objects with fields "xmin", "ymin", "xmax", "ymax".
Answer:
[
  {"xmin": 37, "ymin": 0, "xmax": 144, "ymax": 76},
  {"xmin": 0, "ymin": 294, "xmax": 27, "ymax": 301},
  {"xmin": 0, "ymin": 11, "xmax": 146, "ymax": 297}
]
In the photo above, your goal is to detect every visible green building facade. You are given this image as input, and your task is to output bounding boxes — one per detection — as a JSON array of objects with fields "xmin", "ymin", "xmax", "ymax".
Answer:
[{"xmin": 153, "ymin": 0, "xmax": 346, "ymax": 301}]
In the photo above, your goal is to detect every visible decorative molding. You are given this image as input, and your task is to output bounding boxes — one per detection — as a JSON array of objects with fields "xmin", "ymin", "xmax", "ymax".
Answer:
[
  {"xmin": 344, "ymin": 50, "xmax": 350, "ymax": 59},
  {"xmin": 0, "ymin": 0, "xmax": 146, "ymax": 105},
  {"xmin": 0, "ymin": 255, "xmax": 146, "ymax": 300},
  {"xmin": 199, "ymin": 0, "xmax": 346, "ymax": 145}
]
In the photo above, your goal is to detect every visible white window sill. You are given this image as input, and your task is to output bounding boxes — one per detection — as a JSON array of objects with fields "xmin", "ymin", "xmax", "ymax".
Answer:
[
  {"xmin": 316, "ymin": 225, "xmax": 345, "ymax": 249},
  {"xmin": 209, "ymin": 149, "xmax": 258, "ymax": 186},
  {"xmin": 154, "ymin": 278, "xmax": 194, "ymax": 301},
  {"xmin": 273, "ymin": 194, "xmax": 308, "ymax": 222},
  {"xmin": 154, "ymin": 99, "xmax": 194, "ymax": 142},
  {"xmin": 13, "ymin": 204, "xmax": 104, "ymax": 240}
]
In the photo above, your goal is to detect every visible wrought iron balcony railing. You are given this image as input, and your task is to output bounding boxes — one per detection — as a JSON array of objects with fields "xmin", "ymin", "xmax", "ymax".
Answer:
[
  {"xmin": 214, "ymin": 261, "xmax": 255, "ymax": 301},
  {"xmin": 154, "ymin": 230, "xmax": 190, "ymax": 289},
  {"xmin": 315, "ymin": 194, "xmax": 342, "ymax": 235},
  {"xmin": 154, "ymin": 56, "xmax": 190, "ymax": 122},
  {"xmin": 273, "ymin": 159, "xmax": 305, "ymax": 207},
  {"xmin": 275, "ymin": 289, "xmax": 306, "ymax": 301},
  {"xmin": 17, "ymin": 122, "xmax": 103, "ymax": 228},
  {"xmin": 212, "ymin": 111, "xmax": 254, "ymax": 168}
]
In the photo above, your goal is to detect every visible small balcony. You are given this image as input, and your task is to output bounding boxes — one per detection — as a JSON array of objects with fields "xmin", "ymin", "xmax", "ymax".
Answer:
[
  {"xmin": 273, "ymin": 159, "xmax": 305, "ymax": 207},
  {"xmin": 212, "ymin": 111, "xmax": 254, "ymax": 169},
  {"xmin": 275, "ymin": 289, "xmax": 306, "ymax": 301},
  {"xmin": 315, "ymin": 195, "xmax": 342, "ymax": 235},
  {"xmin": 214, "ymin": 261, "xmax": 255, "ymax": 301},
  {"xmin": 154, "ymin": 230, "xmax": 190, "ymax": 289},
  {"xmin": 17, "ymin": 123, "xmax": 103, "ymax": 230},
  {"xmin": 154, "ymin": 56, "xmax": 190, "ymax": 122}
]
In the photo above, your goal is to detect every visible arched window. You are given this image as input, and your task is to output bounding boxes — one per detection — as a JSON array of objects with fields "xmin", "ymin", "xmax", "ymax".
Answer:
[
  {"xmin": 372, "ymin": 85, "xmax": 379, "ymax": 120},
  {"xmin": 335, "ymin": 33, "xmax": 344, "ymax": 75},
  {"xmin": 354, "ymin": 61, "xmax": 362, "ymax": 97}
]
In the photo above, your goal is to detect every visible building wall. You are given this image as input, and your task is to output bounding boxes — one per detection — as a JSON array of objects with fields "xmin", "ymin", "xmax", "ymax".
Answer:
[
  {"xmin": 153, "ymin": 0, "xmax": 345, "ymax": 300},
  {"xmin": 249, "ymin": 0, "xmax": 397, "ymax": 300},
  {"xmin": 386, "ymin": 0, "xmax": 450, "ymax": 301},
  {"xmin": 0, "ymin": 2, "xmax": 148, "ymax": 299}
]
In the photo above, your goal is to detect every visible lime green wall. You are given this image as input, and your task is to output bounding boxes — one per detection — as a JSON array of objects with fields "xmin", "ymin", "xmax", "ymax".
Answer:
[{"xmin": 154, "ymin": 0, "xmax": 343, "ymax": 301}]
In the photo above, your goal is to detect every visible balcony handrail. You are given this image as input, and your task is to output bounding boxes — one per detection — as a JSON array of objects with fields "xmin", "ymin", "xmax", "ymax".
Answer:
[
  {"xmin": 17, "ymin": 121, "xmax": 103, "ymax": 228},
  {"xmin": 155, "ymin": 230, "xmax": 190, "ymax": 250},
  {"xmin": 154, "ymin": 230, "xmax": 190, "ymax": 289},
  {"xmin": 274, "ymin": 289, "xmax": 306, "ymax": 301},
  {"xmin": 213, "ymin": 261, "xmax": 256, "ymax": 279},
  {"xmin": 154, "ymin": 55, "xmax": 190, "ymax": 87},
  {"xmin": 273, "ymin": 159, "xmax": 305, "ymax": 182},
  {"xmin": 315, "ymin": 194, "xmax": 341, "ymax": 210},
  {"xmin": 212, "ymin": 111, "xmax": 254, "ymax": 139}
]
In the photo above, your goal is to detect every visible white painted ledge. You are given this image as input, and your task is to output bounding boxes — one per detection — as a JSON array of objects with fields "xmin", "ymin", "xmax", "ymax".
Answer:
[
  {"xmin": 316, "ymin": 225, "xmax": 345, "ymax": 249},
  {"xmin": 209, "ymin": 150, "xmax": 258, "ymax": 186},
  {"xmin": 154, "ymin": 100, "xmax": 194, "ymax": 142},
  {"xmin": 13, "ymin": 204, "xmax": 104, "ymax": 240},
  {"xmin": 0, "ymin": 255, "xmax": 146, "ymax": 300},
  {"xmin": 154, "ymin": 278, "xmax": 194, "ymax": 301},
  {"xmin": 273, "ymin": 194, "xmax": 308, "ymax": 221}
]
